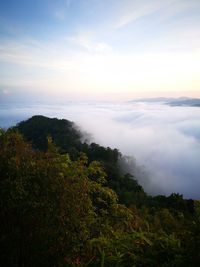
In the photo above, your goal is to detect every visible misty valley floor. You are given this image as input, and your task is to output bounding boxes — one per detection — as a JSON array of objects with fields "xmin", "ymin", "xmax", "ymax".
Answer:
[{"xmin": 0, "ymin": 100, "xmax": 200, "ymax": 199}]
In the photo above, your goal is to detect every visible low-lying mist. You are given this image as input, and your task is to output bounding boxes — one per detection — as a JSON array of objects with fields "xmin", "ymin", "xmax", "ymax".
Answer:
[{"xmin": 1, "ymin": 100, "xmax": 200, "ymax": 199}]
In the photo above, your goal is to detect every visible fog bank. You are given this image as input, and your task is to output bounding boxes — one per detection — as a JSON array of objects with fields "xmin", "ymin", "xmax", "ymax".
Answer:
[{"xmin": 1, "ymin": 101, "xmax": 200, "ymax": 199}]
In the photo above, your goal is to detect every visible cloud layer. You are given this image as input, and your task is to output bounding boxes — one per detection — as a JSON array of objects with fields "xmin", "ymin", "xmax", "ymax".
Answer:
[{"xmin": 1, "ymin": 101, "xmax": 200, "ymax": 199}]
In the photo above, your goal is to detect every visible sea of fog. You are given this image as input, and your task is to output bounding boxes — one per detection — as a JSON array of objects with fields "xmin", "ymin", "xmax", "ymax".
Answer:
[{"xmin": 1, "ymin": 100, "xmax": 200, "ymax": 199}]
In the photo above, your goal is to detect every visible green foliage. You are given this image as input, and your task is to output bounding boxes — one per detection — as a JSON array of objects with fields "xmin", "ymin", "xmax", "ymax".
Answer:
[
  {"xmin": 15, "ymin": 116, "xmax": 148, "ymax": 207},
  {"xmin": 0, "ymin": 131, "xmax": 90, "ymax": 265},
  {"xmin": 14, "ymin": 115, "xmax": 82, "ymax": 153},
  {"xmin": 0, "ymin": 117, "xmax": 199, "ymax": 267}
]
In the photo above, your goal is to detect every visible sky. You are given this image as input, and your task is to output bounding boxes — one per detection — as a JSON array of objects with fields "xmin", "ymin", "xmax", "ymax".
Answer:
[{"xmin": 0, "ymin": 0, "xmax": 200, "ymax": 100}]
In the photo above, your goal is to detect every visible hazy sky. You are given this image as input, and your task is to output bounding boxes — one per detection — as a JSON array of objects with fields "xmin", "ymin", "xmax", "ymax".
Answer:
[{"xmin": 0, "ymin": 0, "xmax": 200, "ymax": 100}]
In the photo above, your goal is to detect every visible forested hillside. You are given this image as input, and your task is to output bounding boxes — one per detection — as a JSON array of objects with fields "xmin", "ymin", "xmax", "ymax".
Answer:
[{"xmin": 0, "ymin": 116, "xmax": 200, "ymax": 267}]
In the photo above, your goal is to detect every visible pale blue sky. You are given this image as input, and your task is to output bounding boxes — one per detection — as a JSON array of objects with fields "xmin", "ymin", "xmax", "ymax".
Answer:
[{"xmin": 0, "ymin": 0, "xmax": 200, "ymax": 101}]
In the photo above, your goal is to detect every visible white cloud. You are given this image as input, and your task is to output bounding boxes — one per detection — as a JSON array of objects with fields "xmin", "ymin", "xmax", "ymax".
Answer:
[
  {"xmin": 1, "ymin": 101, "xmax": 200, "ymax": 198},
  {"xmin": 0, "ymin": 39, "xmax": 76, "ymax": 70},
  {"xmin": 114, "ymin": 0, "xmax": 177, "ymax": 28},
  {"xmin": 112, "ymin": 0, "xmax": 200, "ymax": 54},
  {"xmin": 67, "ymin": 35, "xmax": 112, "ymax": 53}
]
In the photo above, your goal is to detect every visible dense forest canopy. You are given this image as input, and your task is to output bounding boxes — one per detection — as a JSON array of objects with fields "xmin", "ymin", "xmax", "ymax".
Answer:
[{"xmin": 0, "ymin": 115, "xmax": 200, "ymax": 267}]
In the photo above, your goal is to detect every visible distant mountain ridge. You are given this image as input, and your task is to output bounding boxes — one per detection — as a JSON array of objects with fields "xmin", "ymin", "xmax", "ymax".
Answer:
[
  {"xmin": 167, "ymin": 98, "xmax": 200, "ymax": 107},
  {"xmin": 129, "ymin": 97, "xmax": 200, "ymax": 107}
]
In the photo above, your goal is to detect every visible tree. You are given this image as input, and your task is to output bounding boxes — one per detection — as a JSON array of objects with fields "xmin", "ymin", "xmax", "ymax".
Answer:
[{"xmin": 0, "ymin": 131, "xmax": 95, "ymax": 266}]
